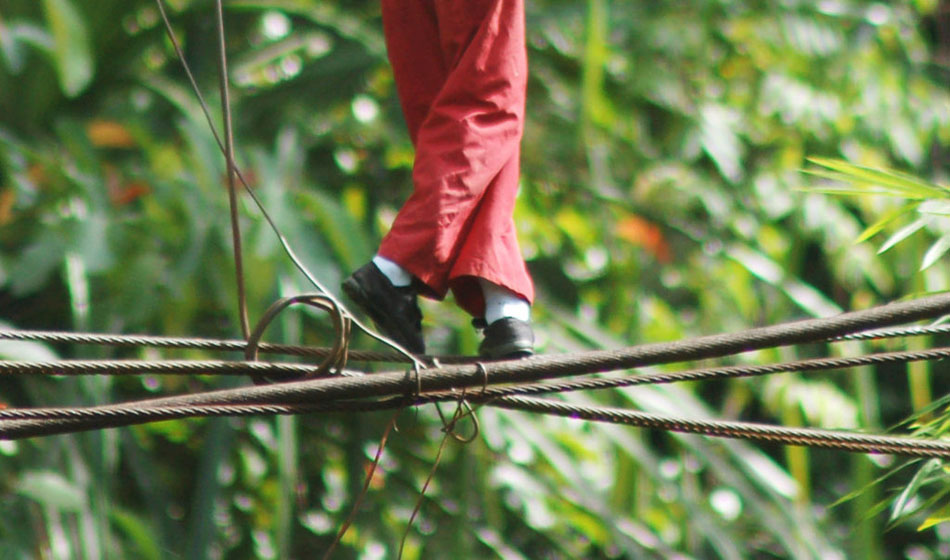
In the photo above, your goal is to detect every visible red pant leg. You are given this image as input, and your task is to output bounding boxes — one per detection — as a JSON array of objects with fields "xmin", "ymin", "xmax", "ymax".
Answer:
[
  {"xmin": 380, "ymin": 0, "xmax": 444, "ymax": 143},
  {"xmin": 378, "ymin": 0, "xmax": 534, "ymax": 317}
]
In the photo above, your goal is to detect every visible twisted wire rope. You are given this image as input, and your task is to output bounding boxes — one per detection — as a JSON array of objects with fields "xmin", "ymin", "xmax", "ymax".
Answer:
[
  {"xmin": 492, "ymin": 396, "xmax": 950, "ymax": 458},
  {"xmin": 3, "ymin": 393, "xmax": 948, "ymax": 459},
  {"xmin": 0, "ymin": 329, "xmax": 469, "ymax": 364},
  {"xmin": 416, "ymin": 344, "xmax": 950, "ymax": 402}
]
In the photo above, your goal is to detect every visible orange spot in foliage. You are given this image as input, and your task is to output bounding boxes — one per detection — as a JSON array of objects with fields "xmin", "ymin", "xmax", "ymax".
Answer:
[
  {"xmin": 27, "ymin": 164, "xmax": 48, "ymax": 187},
  {"xmin": 616, "ymin": 214, "xmax": 672, "ymax": 263},
  {"xmin": 0, "ymin": 189, "xmax": 15, "ymax": 225},
  {"xmin": 111, "ymin": 182, "xmax": 151, "ymax": 205},
  {"xmin": 104, "ymin": 164, "xmax": 150, "ymax": 205},
  {"xmin": 87, "ymin": 120, "xmax": 136, "ymax": 149}
]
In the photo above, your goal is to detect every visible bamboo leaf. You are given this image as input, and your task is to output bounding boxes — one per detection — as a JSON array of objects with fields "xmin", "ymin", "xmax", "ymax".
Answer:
[
  {"xmin": 890, "ymin": 459, "xmax": 941, "ymax": 523},
  {"xmin": 806, "ymin": 157, "xmax": 950, "ymax": 199},
  {"xmin": 41, "ymin": 0, "xmax": 93, "ymax": 97},
  {"xmin": 17, "ymin": 471, "xmax": 86, "ymax": 512},
  {"xmin": 918, "ymin": 504, "xmax": 950, "ymax": 531},
  {"xmin": 877, "ymin": 217, "xmax": 929, "ymax": 255},
  {"xmin": 918, "ymin": 200, "xmax": 950, "ymax": 216},
  {"xmin": 920, "ymin": 234, "xmax": 950, "ymax": 271},
  {"xmin": 855, "ymin": 202, "xmax": 919, "ymax": 244}
]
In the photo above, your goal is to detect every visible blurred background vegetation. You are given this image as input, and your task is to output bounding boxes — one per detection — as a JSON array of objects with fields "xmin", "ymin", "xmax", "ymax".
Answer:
[{"xmin": 0, "ymin": 0, "xmax": 948, "ymax": 558}]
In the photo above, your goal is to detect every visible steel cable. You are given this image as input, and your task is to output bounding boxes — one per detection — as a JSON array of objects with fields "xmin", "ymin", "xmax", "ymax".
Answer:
[
  {"xmin": 412, "ymin": 344, "xmax": 950, "ymax": 403},
  {"xmin": 0, "ymin": 329, "xmax": 470, "ymax": 364},
  {"xmin": 0, "ymin": 359, "xmax": 364, "ymax": 378},
  {"xmin": 493, "ymin": 396, "xmax": 950, "ymax": 458},
  {"xmin": 2, "ymin": 394, "xmax": 948, "ymax": 459}
]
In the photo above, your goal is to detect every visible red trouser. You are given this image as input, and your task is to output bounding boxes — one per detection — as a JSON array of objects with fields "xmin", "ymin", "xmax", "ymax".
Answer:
[{"xmin": 377, "ymin": 0, "xmax": 534, "ymax": 318}]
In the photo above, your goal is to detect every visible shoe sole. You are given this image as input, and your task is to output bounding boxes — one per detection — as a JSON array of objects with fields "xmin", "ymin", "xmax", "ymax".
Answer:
[
  {"xmin": 479, "ymin": 341, "xmax": 535, "ymax": 360},
  {"xmin": 342, "ymin": 276, "xmax": 423, "ymax": 354}
]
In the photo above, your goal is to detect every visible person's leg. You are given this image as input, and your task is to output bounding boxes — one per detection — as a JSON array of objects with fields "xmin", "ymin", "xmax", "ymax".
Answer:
[
  {"xmin": 381, "ymin": 0, "xmax": 445, "ymax": 144},
  {"xmin": 341, "ymin": 0, "xmax": 447, "ymax": 355},
  {"xmin": 377, "ymin": 0, "xmax": 533, "ymax": 314}
]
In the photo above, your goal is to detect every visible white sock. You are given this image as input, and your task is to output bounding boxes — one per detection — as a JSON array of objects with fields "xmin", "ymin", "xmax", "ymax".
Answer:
[
  {"xmin": 478, "ymin": 278, "xmax": 531, "ymax": 325},
  {"xmin": 372, "ymin": 255, "xmax": 413, "ymax": 287}
]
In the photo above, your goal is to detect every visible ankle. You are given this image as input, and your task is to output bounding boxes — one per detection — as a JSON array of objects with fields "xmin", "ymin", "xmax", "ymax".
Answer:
[
  {"xmin": 478, "ymin": 278, "xmax": 531, "ymax": 325},
  {"xmin": 372, "ymin": 255, "xmax": 413, "ymax": 287}
]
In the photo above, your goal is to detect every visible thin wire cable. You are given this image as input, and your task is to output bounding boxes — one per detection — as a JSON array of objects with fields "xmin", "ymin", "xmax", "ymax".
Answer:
[
  {"xmin": 0, "ymin": 328, "xmax": 471, "ymax": 364},
  {"xmin": 492, "ymin": 396, "xmax": 950, "ymax": 458},
  {"xmin": 837, "ymin": 323, "xmax": 950, "ymax": 342},
  {"xmin": 0, "ymin": 359, "xmax": 364, "ymax": 377},
  {"xmin": 214, "ymin": 0, "xmax": 250, "ymax": 339}
]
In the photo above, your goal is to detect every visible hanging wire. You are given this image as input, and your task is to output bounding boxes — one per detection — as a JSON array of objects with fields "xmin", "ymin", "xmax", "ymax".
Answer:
[
  {"xmin": 213, "ymin": 0, "xmax": 250, "ymax": 339},
  {"xmin": 153, "ymin": 0, "xmax": 424, "ymax": 369}
]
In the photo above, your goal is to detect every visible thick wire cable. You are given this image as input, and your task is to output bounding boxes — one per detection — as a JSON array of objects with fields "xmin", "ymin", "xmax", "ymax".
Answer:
[
  {"xmin": 414, "ymin": 344, "xmax": 950, "ymax": 403},
  {"xmin": 2, "ymin": 392, "xmax": 948, "ymax": 459},
  {"xmin": 2, "ymin": 321, "xmax": 950, "ymax": 443}
]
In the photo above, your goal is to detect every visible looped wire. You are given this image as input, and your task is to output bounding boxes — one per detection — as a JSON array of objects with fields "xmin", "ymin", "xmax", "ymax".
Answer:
[
  {"xmin": 246, "ymin": 294, "xmax": 351, "ymax": 384},
  {"xmin": 404, "ymin": 361, "xmax": 424, "ymax": 402},
  {"xmin": 434, "ymin": 388, "xmax": 480, "ymax": 444},
  {"xmin": 475, "ymin": 362, "xmax": 489, "ymax": 398}
]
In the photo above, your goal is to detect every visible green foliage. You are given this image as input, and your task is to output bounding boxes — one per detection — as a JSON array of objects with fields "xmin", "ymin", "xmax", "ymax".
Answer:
[
  {"xmin": 0, "ymin": 0, "xmax": 948, "ymax": 558},
  {"xmin": 805, "ymin": 157, "xmax": 950, "ymax": 270}
]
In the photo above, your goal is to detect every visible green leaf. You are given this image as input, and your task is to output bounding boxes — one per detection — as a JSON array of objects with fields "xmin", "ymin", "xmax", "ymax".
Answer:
[
  {"xmin": 41, "ymin": 0, "xmax": 93, "ymax": 97},
  {"xmin": 890, "ymin": 459, "xmax": 941, "ymax": 523},
  {"xmin": 111, "ymin": 508, "xmax": 164, "ymax": 560},
  {"xmin": 919, "ymin": 504, "xmax": 950, "ymax": 531},
  {"xmin": 877, "ymin": 217, "xmax": 928, "ymax": 255},
  {"xmin": 806, "ymin": 157, "xmax": 950, "ymax": 199},
  {"xmin": 920, "ymin": 234, "xmax": 950, "ymax": 271},
  {"xmin": 18, "ymin": 471, "xmax": 85, "ymax": 512},
  {"xmin": 854, "ymin": 202, "xmax": 918, "ymax": 244}
]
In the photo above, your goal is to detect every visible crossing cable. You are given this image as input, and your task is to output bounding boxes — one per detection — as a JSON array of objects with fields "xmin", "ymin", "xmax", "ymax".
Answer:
[
  {"xmin": 3, "ymin": 342, "xmax": 949, "ymax": 428},
  {"xmin": 2, "ymin": 391, "xmax": 949, "ymax": 459},
  {"xmin": 0, "ymin": 359, "xmax": 364, "ymax": 378},
  {"xmin": 1, "ymin": 308, "xmax": 946, "ymax": 368},
  {"xmin": 4, "ymin": 294, "xmax": 950, "ymax": 440}
]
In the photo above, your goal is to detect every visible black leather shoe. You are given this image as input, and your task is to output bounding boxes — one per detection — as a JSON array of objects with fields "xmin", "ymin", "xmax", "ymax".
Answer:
[
  {"xmin": 476, "ymin": 317, "xmax": 534, "ymax": 359},
  {"xmin": 342, "ymin": 262, "xmax": 425, "ymax": 354}
]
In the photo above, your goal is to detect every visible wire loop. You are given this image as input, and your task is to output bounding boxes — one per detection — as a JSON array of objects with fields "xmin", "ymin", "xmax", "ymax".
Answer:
[{"xmin": 246, "ymin": 294, "xmax": 351, "ymax": 384}]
